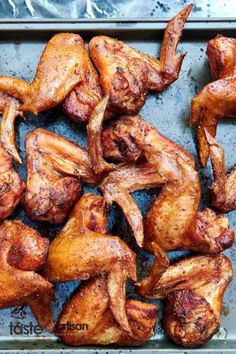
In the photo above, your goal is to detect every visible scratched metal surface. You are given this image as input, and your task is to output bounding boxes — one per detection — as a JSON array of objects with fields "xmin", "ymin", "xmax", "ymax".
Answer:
[
  {"xmin": 0, "ymin": 21, "xmax": 235, "ymax": 353},
  {"xmin": 0, "ymin": 0, "xmax": 235, "ymax": 19}
]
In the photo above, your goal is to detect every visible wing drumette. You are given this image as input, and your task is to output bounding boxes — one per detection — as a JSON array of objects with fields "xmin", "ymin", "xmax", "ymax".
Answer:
[
  {"xmin": 56, "ymin": 275, "xmax": 158, "ymax": 346},
  {"xmin": 190, "ymin": 35, "xmax": 236, "ymax": 166},
  {"xmin": 0, "ymin": 33, "xmax": 100, "ymax": 162},
  {"xmin": 137, "ymin": 253, "xmax": 233, "ymax": 348},
  {"xmin": 207, "ymin": 35, "xmax": 236, "ymax": 80},
  {"xmin": 0, "ymin": 220, "xmax": 54, "ymax": 331},
  {"xmin": 89, "ymin": 5, "xmax": 193, "ymax": 115},
  {"xmin": 23, "ymin": 128, "xmax": 97, "ymax": 224},
  {"xmin": 43, "ymin": 193, "xmax": 137, "ymax": 334},
  {"xmin": 100, "ymin": 115, "xmax": 234, "ymax": 252}
]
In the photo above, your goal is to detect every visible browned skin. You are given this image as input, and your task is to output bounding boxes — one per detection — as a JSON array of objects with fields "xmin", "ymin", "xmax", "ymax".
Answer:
[
  {"xmin": 56, "ymin": 275, "xmax": 158, "ymax": 346},
  {"xmin": 0, "ymin": 144, "xmax": 25, "ymax": 222},
  {"xmin": 137, "ymin": 254, "xmax": 232, "ymax": 348},
  {"xmin": 87, "ymin": 94, "xmax": 115, "ymax": 176},
  {"xmin": 0, "ymin": 220, "xmax": 54, "ymax": 331},
  {"xmin": 190, "ymin": 35, "xmax": 236, "ymax": 166},
  {"xmin": 207, "ymin": 35, "xmax": 236, "ymax": 80},
  {"xmin": 101, "ymin": 115, "xmax": 234, "ymax": 252},
  {"xmin": 89, "ymin": 5, "xmax": 192, "ymax": 115},
  {"xmin": 100, "ymin": 163, "xmax": 163, "ymax": 247},
  {"xmin": 0, "ymin": 33, "xmax": 90, "ymax": 162},
  {"xmin": 23, "ymin": 128, "xmax": 97, "ymax": 224},
  {"xmin": 205, "ymin": 130, "xmax": 236, "ymax": 212},
  {"xmin": 0, "ymin": 92, "xmax": 23, "ymax": 163},
  {"xmin": 43, "ymin": 193, "xmax": 137, "ymax": 334},
  {"xmin": 200, "ymin": 38, "xmax": 236, "ymax": 212},
  {"xmin": 62, "ymin": 36, "xmax": 102, "ymax": 123}
]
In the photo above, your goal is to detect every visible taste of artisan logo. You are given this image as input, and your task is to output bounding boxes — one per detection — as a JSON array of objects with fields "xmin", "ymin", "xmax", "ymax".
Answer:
[
  {"xmin": 57, "ymin": 321, "xmax": 89, "ymax": 331},
  {"xmin": 10, "ymin": 306, "xmax": 27, "ymax": 320},
  {"xmin": 9, "ymin": 321, "xmax": 44, "ymax": 335},
  {"xmin": 9, "ymin": 321, "xmax": 89, "ymax": 335}
]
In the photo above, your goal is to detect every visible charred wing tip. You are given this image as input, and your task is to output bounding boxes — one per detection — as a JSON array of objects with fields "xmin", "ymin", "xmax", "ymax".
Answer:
[
  {"xmin": 5, "ymin": 146, "xmax": 22, "ymax": 164},
  {"xmin": 137, "ymin": 239, "xmax": 144, "ymax": 248},
  {"xmin": 175, "ymin": 3, "xmax": 193, "ymax": 20},
  {"xmin": 13, "ymin": 153, "xmax": 22, "ymax": 164},
  {"xmin": 183, "ymin": 3, "xmax": 194, "ymax": 16}
]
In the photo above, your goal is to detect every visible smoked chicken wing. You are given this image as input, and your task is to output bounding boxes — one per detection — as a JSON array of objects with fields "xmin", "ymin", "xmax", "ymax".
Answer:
[
  {"xmin": 207, "ymin": 35, "xmax": 236, "ymax": 80},
  {"xmin": 89, "ymin": 5, "xmax": 193, "ymax": 115},
  {"xmin": 87, "ymin": 94, "xmax": 115, "ymax": 176},
  {"xmin": 0, "ymin": 220, "xmax": 54, "ymax": 331},
  {"xmin": 43, "ymin": 193, "xmax": 137, "ymax": 334},
  {"xmin": 0, "ymin": 92, "xmax": 23, "ymax": 163},
  {"xmin": 205, "ymin": 130, "xmax": 236, "ymax": 212},
  {"xmin": 100, "ymin": 163, "xmax": 163, "ymax": 247},
  {"xmin": 62, "ymin": 39, "xmax": 102, "ymax": 123},
  {"xmin": 0, "ymin": 144, "xmax": 24, "ymax": 222},
  {"xmin": 56, "ymin": 275, "xmax": 158, "ymax": 346},
  {"xmin": 0, "ymin": 33, "xmax": 96, "ymax": 162},
  {"xmin": 100, "ymin": 115, "xmax": 234, "ymax": 252},
  {"xmin": 190, "ymin": 35, "xmax": 236, "ymax": 166},
  {"xmin": 137, "ymin": 253, "xmax": 233, "ymax": 348},
  {"xmin": 23, "ymin": 128, "xmax": 97, "ymax": 224}
]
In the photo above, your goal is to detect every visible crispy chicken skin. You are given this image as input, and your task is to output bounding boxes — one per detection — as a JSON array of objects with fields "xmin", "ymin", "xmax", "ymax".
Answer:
[
  {"xmin": 0, "ymin": 92, "xmax": 22, "ymax": 163},
  {"xmin": 101, "ymin": 115, "xmax": 234, "ymax": 252},
  {"xmin": 207, "ymin": 35, "xmax": 236, "ymax": 80},
  {"xmin": 205, "ymin": 130, "xmax": 236, "ymax": 212},
  {"xmin": 89, "ymin": 5, "xmax": 192, "ymax": 115},
  {"xmin": 146, "ymin": 197, "xmax": 234, "ymax": 254},
  {"xmin": 87, "ymin": 94, "xmax": 115, "ymax": 176},
  {"xmin": 43, "ymin": 193, "xmax": 137, "ymax": 334},
  {"xmin": 23, "ymin": 128, "xmax": 97, "ymax": 224},
  {"xmin": 0, "ymin": 33, "xmax": 89, "ymax": 162},
  {"xmin": 0, "ymin": 220, "xmax": 54, "ymax": 331},
  {"xmin": 190, "ymin": 77, "xmax": 236, "ymax": 166},
  {"xmin": 100, "ymin": 163, "xmax": 163, "ymax": 247},
  {"xmin": 137, "ymin": 254, "xmax": 233, "ymax": 348},
  {"xmin": 62, "ymin": 37, "xmax": 102, "ymax": 123},
  {"xmin": 56, "ymin": 275, "xmax": 158, "ymax": 346},
  {"xmin": 190, "ymin": 35, "xmax": 236, "ymax": 166},
  {"xmin": 0, "ymin": 144, "xmax": 25, "ymax": 221}
]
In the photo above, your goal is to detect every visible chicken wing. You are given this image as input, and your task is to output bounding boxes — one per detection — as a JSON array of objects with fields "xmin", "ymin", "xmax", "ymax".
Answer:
[
  {"xmin": 100, "ymin": 115, "xmax": 234, "ymax": 252},
  {"xmin": 205, "ymin": 130, "xmax": 236, "ymax": 212},
  {"xmin": 0, "ymin": 92, "xmax": 23, "ymax": 163},
  {"xmin": 23, "ymin": 128, "xmax": 97, "ymax": 224},
  {"xmin": 0, "ymin": 144, "xmax": 25, "ymax": 221},
  {"xmin": 87, "ymin": 94, "xmax": 115, "ymax": 176},
  {"xmin": 43, "ymin": 193, "xmax": 137, "ymax": 334},
  {"xmin": 100, "ymin": 163, "xmax": 163, "ymax": 247},
  {"xmin": 137, "ymin": 253, "xmax": 233, "ymax": 348},
  {"xmin": 56, "ymin": 275, "xmax": 158, "ymax": 346},
  {"xmin": 0, "ymin": 220, "xmax": 54, "ymax": 331},
  {"xmin": 0, "ymin": 33, "xmax": 92, "ymax": 162},
  {"xmin": 207, "ymin": 35, "xmax": 236, "ymax": 80},
  {"xmin": 190, "ymin": 35, "xmax": 236, "ymax": 166},
  {"xmin": 62, "ymin": 39, "xmax": 102, "ymax": 123},
  {"xmin": 89, "ymin": 5, "xmax": 193, "ymax": 115}
]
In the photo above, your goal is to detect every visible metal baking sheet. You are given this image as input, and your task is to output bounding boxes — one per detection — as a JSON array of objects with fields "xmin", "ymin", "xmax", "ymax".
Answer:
[{"xmin": 0, "ymin": 18, "xmax": 236, "ymax": 353}]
